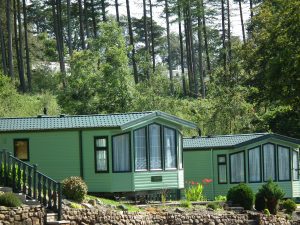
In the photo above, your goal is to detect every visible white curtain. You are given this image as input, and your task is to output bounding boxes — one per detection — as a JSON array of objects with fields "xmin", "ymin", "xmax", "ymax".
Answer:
[
  {"xmin": 230, "ymin": 152, "xmax": 245, "ymax": 182},
  {"xmin": 96, "ymin": 138, "xmax": 106, "ymax": 147},
  {"xmin": 164, "ymin": 127, "xmax": 176, "ymax": 169},
  {"xmin": 218, "ymin": 164, "xmax": 227, "ymax": 183},
  {"xmin": 293, "ymin": 151, "xmax": 299, "ymax": 180},
  {"xmin": 278, "ymin": 146, "xmax": 290, "ymax": 180},
  {"xmin": 178, "ymin": 134, "xmax": 183, "ymax": 169},
  {"xmin": 149, "ymin": 124, "xmax": 162, "ymax": 170},
  {"xmin": 248, "ymin": 147, "xmax": 261, "ymax": 182},
  {"xmin": 113, "ymin": 133, "xmax": 130, "ymax": 172},
  {"xmin": 96, "ymin": 150, "xmax": 107, "ymax": 171},
  {"xmin": 263, "ymin": 144, "xmax": 276, "ymax": 181},
  {"xmin": 134, "ymin": 128, "xmax": 147, "ymax": 170}
]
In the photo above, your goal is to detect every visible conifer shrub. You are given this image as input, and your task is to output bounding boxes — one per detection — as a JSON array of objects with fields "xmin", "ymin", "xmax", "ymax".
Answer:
[
  {"xmin": 255, "ymin": 180, "xmax": 285, "ymax": 215},
  {"xmin": 0, "ymin": 193, "xmax": 22, "ymax": 207},
  {"xmin": 227, "ymin": 183, "xmax": 254, "ymax": 210},
  {"xmin": 282, "ymin": 199, "xmax": 297, "ymax": 214},
  {"xmin": 62, "ymin": 176, "xmax": 88, "ymax": 203}
]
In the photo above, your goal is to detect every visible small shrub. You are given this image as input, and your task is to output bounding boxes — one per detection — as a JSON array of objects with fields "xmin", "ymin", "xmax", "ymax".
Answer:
[
  {"xmin": 227, "ymin": 183, "xmax": 254, "ymax": 210},
  {"xmin": 180, "ymin": 200, "xmax": 192, "ymax": 208},
  {"xmin": 0, "ymin": 193, "xmax": 22, "ymax": 207},
  {"xmin": 62, "ymin": 176, "xmax": 88, "ymax": 203},
  {"xmin": 69, "ymin": 202, "xmax": 82, "ymax": 209},
  {"xmin": 282, "ymin": 199, "xmax": 297, "ymax": 214},
  {"xmin": 215, "ymin": 195, "xmax": 227, "ymax": 202},
  {"xmin": 185, "ymin": 181, "xmax": 205, "ymax": 201},
  {"xmin": 255, "ymin": 180, "xmax": 284, "ymax": 215},
  {"xmin": 264, "ymin": 208, "xmax": 271, "ymax": 216},
  {"xmin": 207, "ymin": 202, "xmax": 221, "ymax": 210},
  {"xmin": 255, "ymin": 191, "xmax": 266, "ymax": 211}
]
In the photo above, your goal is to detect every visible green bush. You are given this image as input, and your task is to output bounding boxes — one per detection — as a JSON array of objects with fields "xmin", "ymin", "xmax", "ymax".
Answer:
[
  {"xmin": 185, "ymin": 181, "xmax": 205, "ymax": 201},
  {"xmin": 264, "ymin": 208, "xmax": 271, "ymax": 216},
  {"xmin": 227, "ymin": 183, "xmax": 254, "ymax": 210},
  {"xmin": 255, "ymin": 191, "xmax": 266, "ymax": 211},
  {"xmin": 255, "ymin": 180, "xmax": 285, "ymax": 215},
  {"xmin": 282, "ymin": 199, "xmax": 297, "ymax": 214},
  {"xmin": 215, "ymin": 195, "xmax": 227, "ymax": 202},
  {"xmin": 0, "ymin": 193, "xmax": 22, "ymax": 207},
  {"xmin": 180, "ymin": 200, "xmax": 192, "ymax": 208},
  {"xmin": 62, "ymin": 176, "xmax": 88, "ymax": 203},
  {"xmin": 207, "ymin": 202, "xmax": 221, "ymax": 210}
]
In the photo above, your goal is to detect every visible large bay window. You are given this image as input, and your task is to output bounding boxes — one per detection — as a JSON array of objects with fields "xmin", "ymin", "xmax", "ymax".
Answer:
[
  {"xmin": 248, "ymin": 147, "xmax": 261, "ymax": 182},
  {"xmin": 164, "ymin": 127, "xmax": 176, "ymax": 169},
  {"xmin": 293, "ymin": 151, "xmax": 299, "ymax": 181},
  {"xmin": 134, "ymin": 128, "xmax": 147, "ymax": 171},
  {"xmin": 94, "ymin": 137, "xmax": 108, "ymax": 172},
  {"xmin": 278, "ymin": 146, "xmax": 290, "ymax": 181},
  {"xmin": 149, "ymin": 124, "xmax": 162, "ymax": 170},
  {"xmin": 263, "ymin": 143, "xmax": 276, "ymax": 181},
  {"xmin": 112, "ymin": 133, "xmax": 131, "ymax": 172},
  {"xmin": 230, "ymin": 151, "xmax": 245, "ymax": 183}
]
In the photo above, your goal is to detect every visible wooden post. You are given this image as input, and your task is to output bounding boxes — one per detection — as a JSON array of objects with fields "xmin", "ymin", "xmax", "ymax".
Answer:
[
  {"xmin": 33, "ymin": 164, "xmax": 37, "ymax": 199},
  {"xmin": 58, "ymin": 182, "xmax": 62, "ymax": 220}
]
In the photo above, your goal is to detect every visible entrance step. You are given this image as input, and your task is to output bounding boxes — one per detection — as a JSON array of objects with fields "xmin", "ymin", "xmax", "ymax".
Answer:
[
  {"xmin": 0, "ymin": 186, "xmax": 13, "ymax": 193},
  {"xmin": 247, "ymin": 219, "xmax": 258, "ymax": 225}
]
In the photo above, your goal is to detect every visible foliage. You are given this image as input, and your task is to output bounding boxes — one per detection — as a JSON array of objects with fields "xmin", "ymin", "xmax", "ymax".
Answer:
[
  {"xmin": 62, "ymin": 176, "xmax": 88, "ymax": 203},
  {"xmin": 207, "ymin": 202, "xmax": 222, "ymax": 210},
  {"xmin": 185, "ymin": 181, "xmax": 205, "ymax": 201},
  {"xmin": 0, "ymin": 163, "xmax": 23, "ymax": 187},
  {"xmin": 58, "ymin": 21, "xmax": 133, "ymax": 114},
  {"xmin": 227, "ymin": 183, "xmax": 254, "ymax": 210},
  {"xmin": 264, "ymin": 208, "xmax": 271, "ymax": 216},
  {"xmin": 255, "ymin": 180, "xmax": 285, "ymax": 215},
  {"xmin": 180, "ymin": 200, "xmax": 192, "ymax": 208},
  {"xmin": 282, "ymin": 199, "xmax": 297, "ymax": 214},
  {"xmin": 254, "ymin": 191, "xmax": 266, "ymax": 211},
  {"xmin": 214, "ymin": 195, "xmax": 227, "ymax": 202},
  {"xmin": 69, "ymin": 202, "xmax": 82, "ymax": 209},
  {"xmin": 0, "ymin": 193, "xmax": 22, "ymax": 207}
]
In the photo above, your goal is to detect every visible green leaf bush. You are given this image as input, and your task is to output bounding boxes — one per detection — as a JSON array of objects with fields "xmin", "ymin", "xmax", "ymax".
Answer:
[
  {"xmin": 62, "ymin": 176, "xmax": 88, "ymax": 203},
  {"xmin": 227, "ymin": 183, "xmax": 254, "ymax": 210},
  {"xmin": 0, "ymin": 193, "xmax": 22, "ymax": 207},
  {"xmin": 207, "ymin": 202, "xmax": 222, "ymax": 210},
  {"xmin": 185, "ymin": 181, "xmax": 205, "ymax": 201},
  {"xmin": 282, "ymin": 199, "xmax": 297, "ymax": 214},
  {"xmin": 255, "ymin": 180, "xmax": 285, "ymax": 215}
]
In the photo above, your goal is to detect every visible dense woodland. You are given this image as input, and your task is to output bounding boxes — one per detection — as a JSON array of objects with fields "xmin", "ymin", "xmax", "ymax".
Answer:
[{"xmin": 0, "ymin": 0, "xmax": 299, "ymax": 137}]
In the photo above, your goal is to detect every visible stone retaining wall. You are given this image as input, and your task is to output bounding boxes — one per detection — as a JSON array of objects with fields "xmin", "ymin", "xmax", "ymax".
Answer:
[
  {"xmin": 62, "ymin": 207, "xmax": 292, "ymax": 225},
  {"xmin": 0, "ymin": 205, "xmax": 45, "ymax": 225}
]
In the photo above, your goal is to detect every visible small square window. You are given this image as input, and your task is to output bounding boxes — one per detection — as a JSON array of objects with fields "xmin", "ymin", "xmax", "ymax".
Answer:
[
  {"xmin": 14, "ymin": 139, "xmax": 29, "ymax": 161},
  {"xmin": 218, "ymin": 156, "xmax": 226, "ymax": 163}
]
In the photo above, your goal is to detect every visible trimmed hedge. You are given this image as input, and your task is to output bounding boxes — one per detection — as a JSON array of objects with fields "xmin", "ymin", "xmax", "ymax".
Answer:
[
  {"xmin": 227, "ymin": 183, "xmax": 254, "ymax": 210},
  {"xmin": 62, "ymin": 176, "xmax": 88, "ymax": 203}
]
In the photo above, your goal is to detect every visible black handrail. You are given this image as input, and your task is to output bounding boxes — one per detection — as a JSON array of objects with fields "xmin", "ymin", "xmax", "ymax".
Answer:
[{"xmin": 0, "ymin": 150, "xmax": 62, "ymax": 220}]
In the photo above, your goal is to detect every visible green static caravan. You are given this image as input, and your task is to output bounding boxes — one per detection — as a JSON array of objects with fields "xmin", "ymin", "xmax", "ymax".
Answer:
[
  {"xmin": 0, "ymin": 111, "xmax": 197, "ymax": 194},
  {"xmin": 183, "ymin": 133, "xmax": 300, "ymax": 200}
]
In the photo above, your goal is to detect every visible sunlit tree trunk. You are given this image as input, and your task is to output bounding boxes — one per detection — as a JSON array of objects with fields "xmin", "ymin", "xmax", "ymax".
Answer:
[
  {"xmin": 238, "ymin": 0, "xmax": 245, "ymax": 43},
  {"xmin": 17, "ymin": 0, "xmax": 26, "ymax": 92},
  {"xmin": 143, "ymin": 0, "xmax": 149, "ymax": 79},
  {"xmin": 78, "ymin": 0, "xmax": 85, "ymax": 49},
  {"xmin": 6, "ymin": 0, "xmax": 14, "ymax": 77},
  {"xmin": 115, "ymin": 0, "xmax": 119, "ymax": 23},
  {"xmin": 149, "ymin": 0, "xmax": 155, "ymax": 72},
  {"xmin": 67, "ymin": 0, "xmax": 73, "ymax": 55},
  {"xmin": 197, "ymin": 0, "xmax": 205, "ymax": 99},
  {"xmin": 201, "ymin": 0, "xmax": 210, "ymax": 72},
  {"xmin": 221, "ymin": 0, "xmax": 226, "ymax": 71},
  {"xmin": 101, "ymin": 0, "xmax": 106, "ymax": 21},
  {"xmin": 84, "ymin": 0, "xmax": 90, "ymax": 38},
  {"xmin": 0, "ymin": 16, "xmax": 7, "ymax": 74},
  {"xmin": 91, "ymin": 0, "xmax": 97, "ymax": 36}
]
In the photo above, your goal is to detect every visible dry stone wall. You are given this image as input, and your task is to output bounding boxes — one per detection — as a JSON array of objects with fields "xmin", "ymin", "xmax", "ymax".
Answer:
[
  {"xmin": 62, "ymin": 207, "xmax": 293, "ymax": 225},
  {"xmin": 0, "ymin": 205, "xmax": 45, "ymax": 225}
]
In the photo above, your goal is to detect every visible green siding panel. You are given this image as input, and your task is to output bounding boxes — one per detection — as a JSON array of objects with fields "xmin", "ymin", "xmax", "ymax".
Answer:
[
  {"xmin": 0, "ymin": 131, "xmax": 80, "ymax": 181},
  {"xmin": 183, "ymin": 150, "xmax": 214, "ymax": 200}
]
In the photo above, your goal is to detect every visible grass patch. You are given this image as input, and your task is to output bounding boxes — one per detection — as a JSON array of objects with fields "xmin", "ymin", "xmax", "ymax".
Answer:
[{"xmin": 85, "ymin": 195, "xmax": 141, "ymax": 212}]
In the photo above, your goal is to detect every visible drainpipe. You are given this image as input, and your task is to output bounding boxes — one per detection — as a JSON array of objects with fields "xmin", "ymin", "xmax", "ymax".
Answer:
[
  {"xmin": 79, "ymin": 130, "xmax": 84, "ymax": 179},
  {"xmin": 211, "ymin": 148, "xmax": 215, "ymax": 199}
]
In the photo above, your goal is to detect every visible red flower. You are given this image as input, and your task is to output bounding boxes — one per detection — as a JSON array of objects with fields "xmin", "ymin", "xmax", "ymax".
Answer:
[
  {"xmin": 202, "ymin": 178, "xmax": 213, "ymax": 184},
  {"xmin": 191, "ymin": 181, "xmax": 195, "ymax": 185}
]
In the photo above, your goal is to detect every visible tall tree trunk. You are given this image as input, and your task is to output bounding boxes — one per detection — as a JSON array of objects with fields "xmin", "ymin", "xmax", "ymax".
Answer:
[
  {"xmin": 84, "ymin": 0, "xmax": 90, "ymax": 38},
  {"xmin": 197, "ymin": 0, "xmax": 205, "ymax": 99},
  {"xmin": 250, "ymin": 0, "xmax": 253, "ymax": 18},
  {"xmin": 17, "ymin": 0, "xmax": 26, "ymax": 92},
  {"xmin": 0, "ymin": 7, "xmax": 8, "ymax": 75},
  {"xmin": 184, "ymin": 12, "xmax": 193, "ymax": 96},
  {"xmin": 177, "ymin": 1, "xmax": 186, "ymax": 96},
  {"xmin": 115, "ymin": 0, "xmax": 120, "ymax": 23},
  {"xmin": 221, "ymin": 0, "xmax": 226, "ymax": 71},
  {"xmin": 13, "ymin": 0, "xmax": 20, "ymax": 77},
  {"xmin": 91, "ymin": 0, "xmax": 97, "ymax": 37},
  {"xmin": 227, "ymin": 0, "xmax": 232, "ymax": 65},
  {"xmin": 67, "ymin": 0, "xmax": 73, "ymax": 55},
  {"xmin": 238, "ymin": 0, "xmax": 245, "ymax": 43},
  {"xmin": 143, "ymin": 0, "xmax": 149, "ymax": 79},
  {"xmin": 149, "ymin": 0, "xmax": 155, "ymax": 72},
  {"xmin": 22, "ymin": 0, "xmax": 32, "ymax": 91},
  {"xmin": 6, "ymin": 0, "xmax": 14, "ymax": 77},
  {"xmin": 165, "ymin": 0, "xmax": 174, "ymax": 93},
  {"xmin": 201, "ymin": 0, "xmax": 210, "ymax": 72},
  {"xmin": 78, "ymin": 0, "xmax": 85, "ymax": 49},
  {"xmin": 125, "ymin": 0, "xmax": 138, "ymax": 84},
  {"xmin": 101, "ymin": 0, "xmax": 106, "ymax": 21}
]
